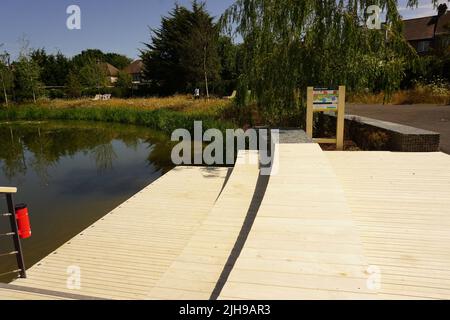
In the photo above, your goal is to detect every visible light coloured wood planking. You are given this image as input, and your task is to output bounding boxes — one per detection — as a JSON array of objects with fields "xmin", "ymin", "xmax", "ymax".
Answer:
[
  {"xmin": 326, "ymin": 151, "xmax": 450, "ymax": 299},
  {"xmin": 7, "ymin": 142, "xmax": 450, "ymax": 300},
  {"xmin": 147, "ymin": 150, "xmax": 261, "ymax": 299},
  {"xmin": 0, "ymin": 186, "xmax": 17, "ymax": 194},
  {"xmin": 0, "ymin": 288, "xmax": 68, "ymax": 300},
  {"xmin": 0, "ymin": 283, "xmax": 104, "ymax": 300},
  {"xmin": 219, "ymin": 144, "xmax": 373, "ymax": 300},
  {"xmin": 11, "ymin": 166, "xmax": 229, "ymax": 300}
]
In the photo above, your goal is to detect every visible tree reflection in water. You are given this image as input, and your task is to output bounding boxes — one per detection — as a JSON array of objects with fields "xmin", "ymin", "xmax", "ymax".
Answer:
[{"xmin": 0, "ymin": 121, "xmax": 174, "ymax": 184}]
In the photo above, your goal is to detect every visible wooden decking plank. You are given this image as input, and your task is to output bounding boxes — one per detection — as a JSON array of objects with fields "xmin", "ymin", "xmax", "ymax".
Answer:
[
  {"xmin": 219, "ymin": 144, "xmax": 372, "ymax": 300},
  {"xmin": 326, "ymin": 151, "xmax": 450, "ymax": 299},
  {"xmin": 147, "ymin": 150, "xmax": 261, "ymax": 299},
  {"xmin": 6, "ymin": 142, "xmax": 450, "ymax": 300},
  {"xmin": 11, "ymin": 166, "xmax": 229, "ymax": 300}
]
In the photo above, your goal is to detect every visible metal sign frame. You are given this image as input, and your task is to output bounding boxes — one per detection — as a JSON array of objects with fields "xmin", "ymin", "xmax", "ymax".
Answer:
[{"xmin": 306, "ymin": 86, "xmax": 346, "ymax": 150}]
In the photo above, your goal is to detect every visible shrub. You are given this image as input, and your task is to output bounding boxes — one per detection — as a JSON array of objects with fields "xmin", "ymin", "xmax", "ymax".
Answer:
[{"xmin": 366, "ymin": 131, "xmax": 389, "ymax": 150}]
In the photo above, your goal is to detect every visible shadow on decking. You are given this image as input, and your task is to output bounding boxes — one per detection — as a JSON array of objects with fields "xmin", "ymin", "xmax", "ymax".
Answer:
[
  {"xmin": 209, "ymin": 173, "xmax": 270, "ymax": 300},
  {"xmin": 198, "ymin": 167, "xmax": 234, "ymax": 203},
  {"xmin": 199, "ymin": 166, "xmax": 232, "ymax": 177}
]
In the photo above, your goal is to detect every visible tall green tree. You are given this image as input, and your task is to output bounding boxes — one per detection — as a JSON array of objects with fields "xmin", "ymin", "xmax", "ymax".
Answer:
[
  {"xmin": 14, "ymin": 57, "xmax": 42, "ymax": 103},
  {"xmin": 0, "ymin": 48, "xmax": 14, "ymax": 105},
  {"xmin": 65, "ymin": 71, "xmax": 83, "ymax": 98},
  {"xmin": 141, "ymin": 1, "xmax": 221, "ymax": 96},
  {"xmin": 72, "ymin": 49, "xmax": 105, "ymax": 68},
  {"xmin": 72, "ymin": 49, "xmax": 131, "ymax": 69},
  {"xmin": 217, "ymin": 36, "xmax": 242, "ymax": 94},
  {"xmin": 78, "ymin": 59, "xmax": 108, "ymax": 93},
  {"xmin": 182, "ymin": 1, "xmax": 221, "ymax": 98},
  {"xmin": 221, "ymin": 0, "xmax": 427, "ymax": 124},
  {"xmin": 104, "ymin": 53, "xmax": 132, "ymax": 69},
  {"xmin": 31, "ymin": 49, "xmax": 71, "ymax": 87},
  {"xmin": 116, "ymin": 70, "xmax": 133, "ymax": 97},
  {"xmin": 217, "ymin": 36, "xmax": 238, "ymax": 82},
  {"xmin": 141, "ymin": 5, "xmax": 192, "ymax": 95},
  {"xmin": 14, "ymin": 40, "xmax": 42, "ymax": 103}
]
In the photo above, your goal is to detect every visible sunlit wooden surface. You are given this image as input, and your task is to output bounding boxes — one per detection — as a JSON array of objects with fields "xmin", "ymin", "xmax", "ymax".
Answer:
[
  {"xmin": 327, "ymin": 151, "xmax": 450, "ymax": 299},
  {"xmin": 4, "ymin": 144, "xmax": 450, "ymax": 300},
  {"xmin": 0, "ymin": 288, "xmax": 68, "ymax": 300},
  {"xmin": 11, "ymin": 166, "xmax": 229, "ymax": 299},
  {"xmin": 148, "ymin": 151, "xmax": 260, "ymax": 299},
  {"xmin": 219, "ymin": 144, "xmax": 373, "ymax": 300},
  {"xmin": 0, "ymin": 187, "xmax": 17, "ymax": 194}
]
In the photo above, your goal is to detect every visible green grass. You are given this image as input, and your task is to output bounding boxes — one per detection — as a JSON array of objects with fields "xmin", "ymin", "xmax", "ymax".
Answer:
[{"xmin": 0, "ymin": 103, "xmax": 237, "ymax": 135}]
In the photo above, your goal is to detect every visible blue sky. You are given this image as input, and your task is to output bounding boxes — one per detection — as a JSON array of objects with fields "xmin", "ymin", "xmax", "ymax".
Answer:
[{"xmin": 0, "ymin": 0, "xmax": 445, "ymax": 60}]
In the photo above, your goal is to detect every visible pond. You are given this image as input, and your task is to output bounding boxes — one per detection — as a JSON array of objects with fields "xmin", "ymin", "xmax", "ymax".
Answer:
[{"xmin": 0, "ymin": 121, "xmax": 174, "ymax": 282}]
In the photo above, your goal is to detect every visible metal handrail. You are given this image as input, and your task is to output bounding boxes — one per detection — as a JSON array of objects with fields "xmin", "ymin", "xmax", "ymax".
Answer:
[{"xmin": 1, "ymin": 187, "xmax": 27, "ymax": 278}]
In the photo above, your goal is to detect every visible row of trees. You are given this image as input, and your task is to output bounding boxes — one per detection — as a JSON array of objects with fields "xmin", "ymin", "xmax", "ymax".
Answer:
[
  {"xmin": 1, "ymin": 2, "xmax": 243, "ymax": 103},
  {"xmin": 2, "ymin": 1, "xmax": 447, "ymax": 109},
  {"xmin": 140, "ymin": 1, "xmax": 449, "ymax": 108},
  {"xmin": 1, "ymin": 2, "xmax": 243, "ymax": 104},
  {"xmin": 0, "ymin": 42, "xmax": 42, "ymax": 104},
  {"xmin": 0, "ymin": 44, "xmax": 133, "ymax": 104}
]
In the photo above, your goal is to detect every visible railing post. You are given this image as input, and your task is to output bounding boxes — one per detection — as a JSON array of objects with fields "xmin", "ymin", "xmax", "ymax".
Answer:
[{"xmin": 5, "ymin": 194, "xmax": 27, "ymax": 278}]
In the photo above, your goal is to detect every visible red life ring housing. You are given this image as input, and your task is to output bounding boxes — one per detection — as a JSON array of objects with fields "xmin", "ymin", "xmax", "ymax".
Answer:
[{"xmin": 15, "ymin": 204, "xmax": 31, "ymax": 239}]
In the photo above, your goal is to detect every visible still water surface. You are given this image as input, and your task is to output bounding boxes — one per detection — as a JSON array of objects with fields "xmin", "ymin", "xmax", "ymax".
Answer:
[{"xmin": 0, "ymin": 121, "xmax": 173, "ymax": 281}]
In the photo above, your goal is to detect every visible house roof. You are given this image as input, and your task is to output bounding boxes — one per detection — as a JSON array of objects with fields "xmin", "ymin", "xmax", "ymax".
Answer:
[
  {"xmin": 99, "ymin": 62, "xmax": 119, "ymax": 77},
  {"xmin": 123, "ymin": 60, "xmax": 144, "ymax": 75},
  {"xmin": 403, "ymin": 11, "xmax": 450, "ymax": 41}
]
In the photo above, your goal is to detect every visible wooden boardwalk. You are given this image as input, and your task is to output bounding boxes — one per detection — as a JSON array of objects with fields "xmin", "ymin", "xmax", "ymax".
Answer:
[
  {"xmin": 147, "ymin": 151, "xmax": 260, "ymax": 299},
  {"xmin": 2, "ymin": 144, "xmax": 450, "ymax": 300},
  {"xmin": 219, "ymin": 144, "xmax": 374, "ymax": 300},
  {"xmin": 10, "ymin": 166, "xmax": 230, "ymax": 299},
  {"xmin": 327, "ymin": 151, "xmax": 450, "ymax": 299},
  {"xmin": 0, "ymin": 285, "xmax": 69, "ymax": 300},
  {"xmin": 0, "ymin": 283, "xmax": 104, "ymax": 300}
]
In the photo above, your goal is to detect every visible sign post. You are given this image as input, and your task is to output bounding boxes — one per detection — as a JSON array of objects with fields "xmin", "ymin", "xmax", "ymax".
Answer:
[{"xmin": 306, "ymin": 86, "xmax": 346, "ymax": 150}]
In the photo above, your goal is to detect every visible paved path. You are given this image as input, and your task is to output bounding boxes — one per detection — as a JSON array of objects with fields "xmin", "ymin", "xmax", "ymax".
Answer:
[{"xmin": 347, "ymin": 104, "xmax": 450, "ymax": 153}]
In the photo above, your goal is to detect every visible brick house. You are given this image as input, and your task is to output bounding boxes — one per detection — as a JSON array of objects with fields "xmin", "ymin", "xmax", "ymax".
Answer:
[{"xmin": 403, "ymin": 4, "xmax": 450, "ymax": 54}]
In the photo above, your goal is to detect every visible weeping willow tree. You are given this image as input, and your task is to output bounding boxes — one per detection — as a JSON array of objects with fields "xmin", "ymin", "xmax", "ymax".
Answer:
[{"xmin": 221, "ymin": 0, "xmax": 436, "ymax": 125}]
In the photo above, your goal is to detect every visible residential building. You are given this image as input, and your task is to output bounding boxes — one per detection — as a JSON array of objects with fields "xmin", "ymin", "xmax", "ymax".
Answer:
[
  {"xmin": 403, "ymin": 4, "xmax": 450, "ymax": 54},
  {"xmin": 123, "ymin": 60, "xmax": 144, "ymax": 84}
]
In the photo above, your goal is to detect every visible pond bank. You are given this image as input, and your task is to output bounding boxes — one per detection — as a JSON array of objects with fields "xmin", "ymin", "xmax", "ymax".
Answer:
[{"xmin": 0, "ymin": 103, "xmax": 237, "ymax": 136}]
